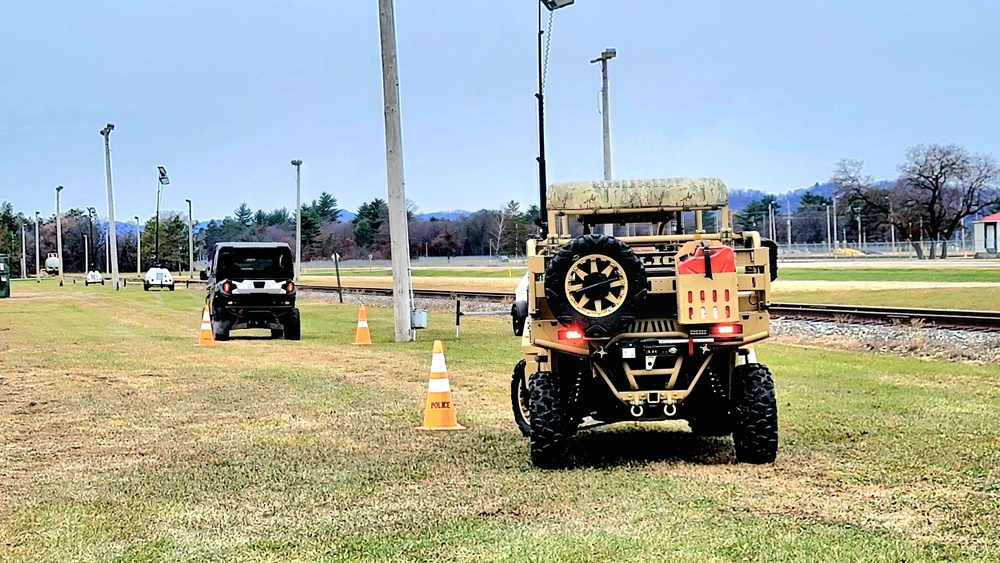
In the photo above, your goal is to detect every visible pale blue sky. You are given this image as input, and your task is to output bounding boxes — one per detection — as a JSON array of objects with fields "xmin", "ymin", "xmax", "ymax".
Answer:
[{"xmin": 2, "ymin": 1, "xmax": 998, "ymax": 222}]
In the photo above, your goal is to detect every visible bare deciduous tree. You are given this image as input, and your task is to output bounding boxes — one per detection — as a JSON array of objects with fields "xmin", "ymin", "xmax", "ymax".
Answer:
[{"xmin": 833, "ymin": 145, "xmax": 1000, "ymax": 259}]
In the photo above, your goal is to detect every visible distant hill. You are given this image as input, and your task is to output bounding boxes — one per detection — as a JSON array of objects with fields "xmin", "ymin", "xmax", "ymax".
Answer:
[{"xmin": 416, "ymin": 210, "xmax": 471, "ymax": 221}]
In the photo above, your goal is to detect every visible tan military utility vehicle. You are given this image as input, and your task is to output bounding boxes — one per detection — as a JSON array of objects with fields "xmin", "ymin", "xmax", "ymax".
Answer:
[{"xmin": 509, "ymin": 178, "xmax": 779, "ymax": 467}]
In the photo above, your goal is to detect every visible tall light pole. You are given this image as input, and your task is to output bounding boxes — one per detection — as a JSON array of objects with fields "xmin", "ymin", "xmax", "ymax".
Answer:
[
  {"xmin": 155, "ymin": 166, "xmax": 169, "ymax": 267},
  {"xmin": 134, "ymin": 215, "xmax": 141, "ymax": 275},
  {"xmin": 291, "ymin": 159, "xmax": 302, "ymax": 281},
  {"xmin": 100, "ymin": 124, "xmax": 121, "ymax": 289},
  {"xmin": 83, "ymin": 234, "xmax": 89, "ymax": 273},
  {"xmin": 20, "ymin": 218, "xmax": 27, "ymax": 279},
  {"xmin": 87, "ymin": 208, "xmax": 97, "ymax": 272},
  {"xmin": 832, "ymin": 195, "xmax": 838, "ymax": 250},
  {"xmin": 825, "ymin": 203, "xmax": 832, "ymax": 255},
  {"xmin": 591, "ymin": 47, "xmax": 616, "ymax": 237},
  {"xmin": 55, "ymin": 186, "xmax": 64, "ymax": 286},
  {"xmin": 536, "ymin": 0, "xmax": 575, "ymax": 237},
  {"xmin": 34, "ymin": 211, "xmax": 40, "ymax": 283},
  {"xmin": 185, "ymin": 198, "xmax": 193, "ymax": 278},
  {"xmin": 377, "ymin": 0, "xmax": 414, "ymax": 342}
]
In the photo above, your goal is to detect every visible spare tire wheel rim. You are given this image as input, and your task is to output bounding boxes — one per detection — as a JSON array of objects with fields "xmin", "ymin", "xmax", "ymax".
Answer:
[{"xmin": 564, "ymin": 254, "xmax": 628, "ymax": 317}]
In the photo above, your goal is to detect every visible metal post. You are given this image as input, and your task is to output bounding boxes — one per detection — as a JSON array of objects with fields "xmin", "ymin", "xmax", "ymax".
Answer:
[
  {"xmin": 857, "ymin": 211, "xmax": 862, "ymax": 247},
  {"xmin": 291, "ymin": 159, "xmax": 302, "ymax": 281},
  {"xmin": 20, "ymin": 219, "xmax": 26, "ymax": 278},
  {"xmin": 34, "ymin": 211, "xmax": 40, "ymax": 282},
  {"xmin": 378, "ymin": 0, "xmax": 414, "ymax": 342},
  {"xmin": 185, "ymin": 199, "xmax": 193, "ymax": 278},
  {"xmin": 832, "ymin": 197, "xmax": 838, "ymax": 250},
  {"xmin": 767, "ymin": 202, "xmax": 774, "ymax": 240},
  {"xmin": 100, "ymin": 124, "xmax": 121, "ymax": 289},
  {"xmin": 535, "ymin": 3, "xmax": 548, "ymax": 237},
  {"xmin": 88, "ymin": 209, "xmax": 97, "ymax": 271},
  {"xmin": 134, "ymin": 215, "xmax": 140, "ymax": 275},
  {"xmin": 84, "ymin": 234, "xmax": 88, "ymax": 273},
  {"xmin": 55, "ymin": 186, "xmax": 64, "ymax": 286},
  {"xmin": 825, "ymin": 204, "xmax": 831, "ymax": 255},
  {"xmin": 333, "ymin": 252, "xmax": 343, "ymax": 304},
  {"xmin": 591, "ymin": 48, "xmax": 616, "ymax": 237},
  {"xmin": 155, "ymin": 166, "xmax": 169, "ymax": 268}
]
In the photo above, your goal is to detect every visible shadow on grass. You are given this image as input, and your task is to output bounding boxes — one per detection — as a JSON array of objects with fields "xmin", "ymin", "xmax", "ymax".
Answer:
[{"xmin": 561, "ymin": 425, "xmax": 735, "ymax": 468}]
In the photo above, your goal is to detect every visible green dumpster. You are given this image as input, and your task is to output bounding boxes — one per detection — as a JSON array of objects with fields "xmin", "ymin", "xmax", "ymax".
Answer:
[{"xmin": 0, "ymin": 254, "xmax": 9, "ymax": 298}]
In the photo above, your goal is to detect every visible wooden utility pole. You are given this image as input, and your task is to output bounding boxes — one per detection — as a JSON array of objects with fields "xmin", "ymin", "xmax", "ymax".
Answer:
[{"xmin": 378, "ymin": 0, "xmax": 413, "ymax": 342}]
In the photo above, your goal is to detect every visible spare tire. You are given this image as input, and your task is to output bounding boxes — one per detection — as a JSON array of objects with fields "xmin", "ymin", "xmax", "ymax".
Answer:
[{"xmin": 544, "ymin": 234, "xmax": 647, "ymax": 337}]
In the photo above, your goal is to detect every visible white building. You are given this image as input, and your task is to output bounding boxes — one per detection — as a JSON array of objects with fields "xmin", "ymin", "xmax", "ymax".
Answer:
[{"xmin": 973, "ymin": 212, "xmax": 1000, "ymax": 258}]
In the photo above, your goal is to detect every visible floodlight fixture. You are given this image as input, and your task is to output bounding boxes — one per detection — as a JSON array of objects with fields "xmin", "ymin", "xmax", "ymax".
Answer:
[{"xmin": 541, "ymin": 0, "xmax": 574, "ymax": 10}]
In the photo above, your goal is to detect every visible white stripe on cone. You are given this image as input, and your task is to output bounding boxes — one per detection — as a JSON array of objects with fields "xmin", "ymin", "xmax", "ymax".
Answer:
[
  {"xmin": 358, "ymin": 320, "xmax": 368, "ymax": 328},
  {"xmin": 427, "ymin": 378, "xmax": 451, "ymax": 393},
  {"xmin": 430, "ymin": 353, "xmax": 447, "ymax": 374}
]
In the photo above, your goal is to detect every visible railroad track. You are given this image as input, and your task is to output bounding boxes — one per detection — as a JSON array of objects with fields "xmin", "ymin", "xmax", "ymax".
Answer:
[
  {"xmin": 141, "ymin": 281, "xmax": 998, "ymax": 332},
  {"xmin": 299, "ymin": 285, "xmax": 1000, "ymax": 332},
  {"xmin": 768, "ymin": 303, "xmax": 1000, "ymax": 332}
]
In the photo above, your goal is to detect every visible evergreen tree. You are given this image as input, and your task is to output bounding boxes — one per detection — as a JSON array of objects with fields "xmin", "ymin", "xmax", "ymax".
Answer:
[
  {"xmin": 312, "ymin": 192, "xmax": 340, "ymax": 223},
  {"xmin": 234, "ymin": 203, "xmax": 253, "ymax": 227}
]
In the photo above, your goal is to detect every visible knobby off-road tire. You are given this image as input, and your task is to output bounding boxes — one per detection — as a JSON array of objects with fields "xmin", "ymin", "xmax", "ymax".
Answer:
[
  {"xmin": 283, "ymin": 308, "xmax": 301, "ymax": 340},
  {"xmin": 732, "ymin": 363, "xmax": 778, "ymax": 464},
  {"xmin": 511, "ymin": 360, "xmax": 530, "ymax": 437},
  {"xmin": 544, "ymin": 234, "xmax": 647, "ymax": 338},
  {"xmin": 213, "ymin": 314, "xmax": 232, "ymax": 341},
  {"xmin": 529, "ymin": 370, "xmax": 570, "ymax": 468}
]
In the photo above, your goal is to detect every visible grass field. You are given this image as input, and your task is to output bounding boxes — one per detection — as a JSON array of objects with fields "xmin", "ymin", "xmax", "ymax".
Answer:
[
  {"xmin": 776, "ymin": 268, "xmax": 1000, "ymax": 284},
  {"xmin": 2, "ymin": 280, "xmax": 998, "ymax": 561}
]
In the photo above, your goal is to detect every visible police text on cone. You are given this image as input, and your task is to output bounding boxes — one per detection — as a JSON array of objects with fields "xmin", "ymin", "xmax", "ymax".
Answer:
[
  {"xmin": 196, "ymin": 305, "xmax": 214, "ymax": 347},
  {"xmin": 417, "ymin": 340, "xmax": 465, "ymax": 431},
  {"xmin": 352, "ymin": 304, "xmax": 373, "ymax": 345}
]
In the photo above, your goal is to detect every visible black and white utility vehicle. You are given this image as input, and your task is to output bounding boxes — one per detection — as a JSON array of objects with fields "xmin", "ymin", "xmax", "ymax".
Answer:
[{"xmin": 206, "ymin": 242, "xmax": 300, "ymax": 341}]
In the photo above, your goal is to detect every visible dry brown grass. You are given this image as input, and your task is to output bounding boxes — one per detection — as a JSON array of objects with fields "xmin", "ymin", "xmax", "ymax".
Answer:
[{"xmin": 1, "ymin": 282, "xmax": 999, "ymax": 561}]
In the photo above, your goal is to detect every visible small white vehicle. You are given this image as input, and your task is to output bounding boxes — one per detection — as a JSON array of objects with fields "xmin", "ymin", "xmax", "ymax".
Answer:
[
  {"xmin": 85, "ymin": 271, "xmax": 105, "ymax": 286},
  {"xmin": 143, "ymin": 267, "xmax": 175, "ymax": 291}
]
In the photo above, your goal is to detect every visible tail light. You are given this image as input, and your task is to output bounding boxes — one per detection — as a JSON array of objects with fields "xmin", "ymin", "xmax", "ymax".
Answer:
[
  {"xmin": 557, "ymin": 328, "xmax": 584, "ymax": 341},
  {"xmin": 221, "ymin": 281, "xmax": 232, "ymax": 294},
  {"xmin": 709, "ymin": 323, "xmax": 742, "ymax": 338},
  {"xmin": 285, "ymin": 281, "xmax": 295, "ymax": 293}
]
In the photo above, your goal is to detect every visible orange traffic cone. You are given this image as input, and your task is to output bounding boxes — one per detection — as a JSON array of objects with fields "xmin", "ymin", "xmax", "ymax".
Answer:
[
  {"xmin": 352, "ymin": 304, "xmax": 373, "ymax": 346},
  {"xmin": 417, "ymin": 340, "xmax": 465, "ymax": 431},
  {"xmin": 195, "ymin": 305, "xmax": 214, "ymax": 347}
]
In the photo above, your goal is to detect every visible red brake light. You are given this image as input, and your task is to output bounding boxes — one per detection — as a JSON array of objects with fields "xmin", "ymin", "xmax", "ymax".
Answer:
[
  {"xmin": 710, "ymin": 324, "xmax": 742, "ymax": 337},
  {"xmin": 222, "ymin": 281, "xmax": 232, "ymax": 293},
  {"xmin": 285, "ymin": 281, "xmax": 295, "ymax": 293},
  {"xmin": 557, "ymin": 329, "xmax": 584, "ymax": 341}
]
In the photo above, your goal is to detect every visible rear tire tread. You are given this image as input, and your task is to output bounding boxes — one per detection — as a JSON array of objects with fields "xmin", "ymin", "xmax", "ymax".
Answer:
[{"xmin": 732, "ymin": 363, "xmax": 778, "ymax": 464}]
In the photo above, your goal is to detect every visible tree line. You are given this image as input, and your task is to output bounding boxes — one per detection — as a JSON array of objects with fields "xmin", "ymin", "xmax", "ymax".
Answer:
[
  {"xmin": 199, "ymin": 195, "xmax": 540, "ymax": 262},
  {"xmin": 733, "ymin": 144, "xmax": 999, "ymax": 258},
  {"xmin": 3, "ymin": 143, "xmax": 997, "ymax": 274}
]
